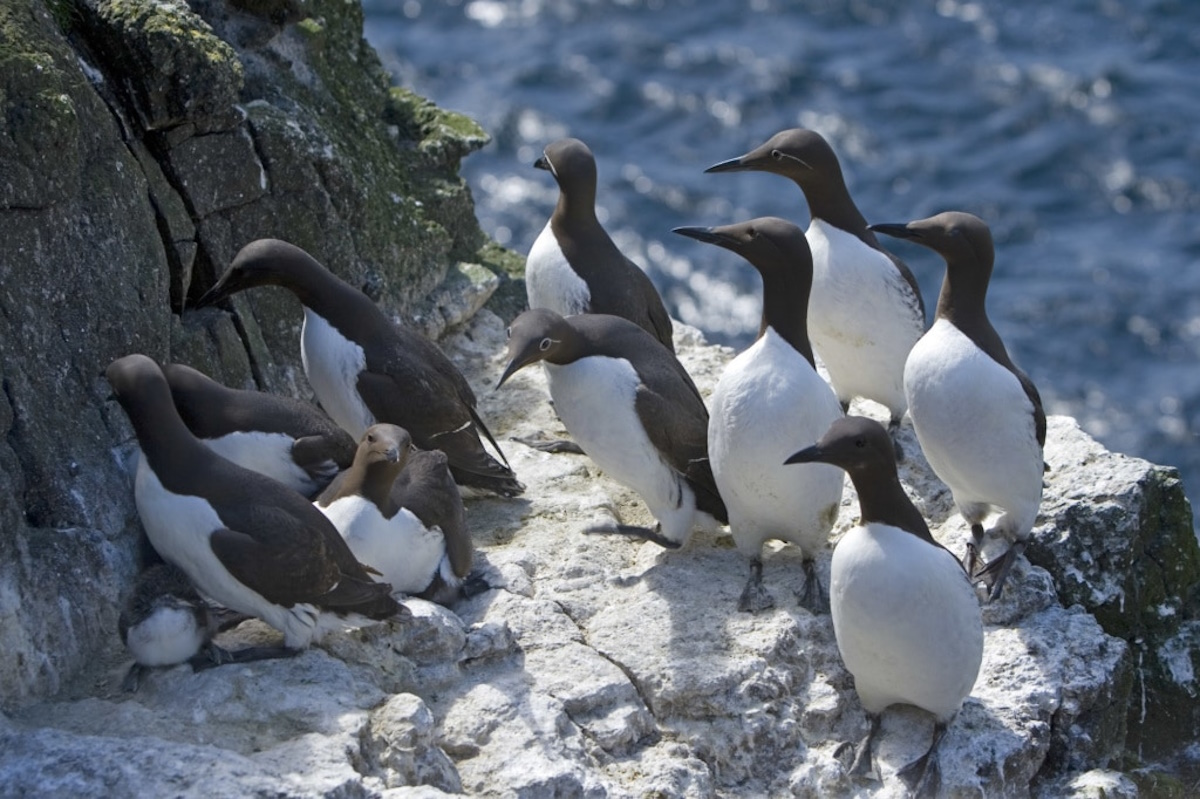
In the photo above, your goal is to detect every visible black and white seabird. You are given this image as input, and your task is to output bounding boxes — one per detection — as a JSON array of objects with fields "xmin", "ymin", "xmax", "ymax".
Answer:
[
  {"xmin": 496, "ymin": 309, "xmax": 727, "ymax": 548},
  {"xmin": 528, "ymin": 137, "xmax": 675, "ymax": 351},
  {"xmin": 163, "ymin": 363, "xmax": 357, "ymax": 499},
  {"xmin": 195, "ymin": 239, "xmax": 523, "ymax": 498},
  {"xmin": 674, "ymin": 217, "xmax": 844, "ymax": 613},
  {"xmin": 315, "ymin": 424, "xmax": 475, "ymax": 606},
  {"xmin": 107, "ymin": 354, "xmax": 405, "ymax": 654},
  {"xmin": 787, "ymin": 417, "xmax": 983, "ymax": 797},
  {"xmin": 870, "ymin": 212, "xmax": 1045, "ymax": 600},
  {"xmin": 706, "ymin": 128, "xmax": 925, "ymax": 439},
  {"xmin": 118, "ymin": 563, "xmax": 279, "ymax": 691}
]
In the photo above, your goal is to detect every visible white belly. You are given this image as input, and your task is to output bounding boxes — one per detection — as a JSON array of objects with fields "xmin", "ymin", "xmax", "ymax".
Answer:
[
  {"xmin": 301, "ymin": 308, "xmax": 374, "ymax": 439},
  {"xmin": 904, "ymin": 319, "xmax": 1043, "ymax": 537},
  {"xmin": 709, "ymin": 330, "xmax": 845, "ymax": 555},
  {"xmin": 202, "ymin": 431, "xmax": 316, "ymax": 496},
  {"xmin": 831, "ymin": 523, "xmax": 983, "ymax": 720},
  {"xmin": 546, "ymin": 356, "xmax": 703, "ymax": 545},
  {"xmin": 807, "ymin": 219, "xmax": 924, "ymax": 415},
  {"xmin": 125, "ymin": 606, "xmax": 207, "ymax": 667},
  {"xmin": 134, "ymin": 454, "xmax": 322, "ymax": 648},
  {"xmin": 525, "ymin": 221, "xmax": 590, "ymax": 315},
  {"xmin": 318, "ymin": 496, "xmax": 445, "ymax": 595}
]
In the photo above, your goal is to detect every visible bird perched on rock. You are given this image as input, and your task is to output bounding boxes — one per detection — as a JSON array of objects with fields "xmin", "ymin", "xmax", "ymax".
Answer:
[
  {"xmin": 163, "ymin": 363, "xmax": 357, "ymax": 499},
  {"xmin": 497, "ymin": 309, "xmax": 726, "ymax": 548},
  {"xmin": 315, "ymin": 424, "xmax": 476, "ymax": 606},
  {"xmin": 786, "ymin": 416, "xmax": 982, "ymax": 797},
  {"xmin": 870, "ymin": 212, "xmax": 1045, "ymax": 599},
  {"xmin": 674, "ymin": 217, "xmax": 843, "ymax": 613},
  {"xmin": 706, "ymin": 128, "xmax": 925, "ymax": 443},
  {"xmin": 528, "ymin": 137, "xmax": 674, "ymax": 351},
  {"xmin": 118, "ymin": 563, "xmax": 285, "ymax": 691},
  {"xmin": 107, "ymin": 354, "xmax": 405, "ymax": 655},
  {"xmin": 195, "ymin": 239, "xmax": 523, "ymax": 498}
]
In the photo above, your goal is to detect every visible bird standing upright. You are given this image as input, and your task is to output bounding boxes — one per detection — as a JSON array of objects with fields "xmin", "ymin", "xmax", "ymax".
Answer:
[
  {"xmin": 674, "ymin": 217, "xmax": 843, "ymax": 613},
  {"xmin": 706, "ymin": 128, "xmax": 925, "ymax": 441},
  {"xmin": 195, "ymin": 239, "xmax": 523, "ymax": 498},
  {"xmin": 528, "ymin": 137, "xmax": 675, "ymax": 351},
  {"xmin": 870, "ymin": 212, "xmax": 1045, "ymax": 599},
  {"xmin": 497, "ymin": 309, "xmax": 726, "ymax": 549},
  {"xmin": 787, "ymin": 416, "xmax": 983, "ymax": 797}
]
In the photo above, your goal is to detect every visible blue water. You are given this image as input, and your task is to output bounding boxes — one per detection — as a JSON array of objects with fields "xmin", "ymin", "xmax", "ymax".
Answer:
[{"xmin": 363, "ymin": 0, "xmax": 1200, "ymax": 523}]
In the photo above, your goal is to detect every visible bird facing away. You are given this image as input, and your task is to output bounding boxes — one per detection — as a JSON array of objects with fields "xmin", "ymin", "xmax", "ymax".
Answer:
[
  {"xmin": 787, "ymin": 416, "xmax": 983, "ymax": 797},
  {"xmin": 163, "ymin": 363, "xmax": 357, "ymax": 499},
  {"xmin": 118, "ymin": 563, "xmax": 283, "ymax": 691},
  {"xmin": 870, "ymin": 212, "xmax": 1045, "ymax": 600},
  {"xmin": 673, "ymin": 217, "xmax": 844, "ymax": 613},
  {"xmin": 315, "ymin": 424, "xmax": 475, "ymax": 606},
  {"xmin": 107, "ymin": 354, "xmax": 405, "ymax": 654},
  {"xmin": 497, "ymin": 309, "xmax": 727, "ymax": 548},
  {"xmin": 528, "ymin": 137, "xmax": 675, "ymax": 351},
  {"xmin": 194, "ymin": 239, "xmax": 522, "ymax": 498},
  {"xmin": 706, "ymin": 128, "xmax": 925, "ymax": 440}
]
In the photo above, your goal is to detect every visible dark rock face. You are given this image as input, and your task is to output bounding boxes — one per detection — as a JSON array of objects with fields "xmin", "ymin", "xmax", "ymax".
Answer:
[{"xmin": 0, "ymin": 0, "xmax": 509, "ymax": 707}]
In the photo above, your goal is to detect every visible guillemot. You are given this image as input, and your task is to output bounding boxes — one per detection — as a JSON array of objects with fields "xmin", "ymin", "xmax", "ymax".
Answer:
[
  {"xmin": 194, "ymin": 239, "xmax": 523, "ymax": 498},
  {"xmin": 496, "ymin": 309, "xmax": 727, "ymax": 548},
  {"xmin": 870, "ymin": 212, "xmax": 1045, "ymax": 600},
  {"xmin": 787, "ymin": 416, "xmax": 983, "ymax": 797},
  {"xmin": 528, "ymin": 137, "xmax": 675, "ymax": 351},
  {"xmin": 107, "ymin": 354, "xmax": 405, "ymax": 653},
  {"xmin": 315, "ymin": 424, "xmax": 475, "ymax": 606},
  {"xmin": 163, "ymin": 363, "xmax": 356, "ymax": 499},
  {"xmin": 706, "ymin": 128, "xmax": 925, "ymax": 444},
  {"xmin": 674, "ymin": 217, "xmax": 843, "ymax": 613}
]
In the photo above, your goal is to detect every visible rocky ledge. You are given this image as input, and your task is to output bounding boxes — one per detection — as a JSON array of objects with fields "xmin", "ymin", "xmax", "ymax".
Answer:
[{"xmin": 2, "ymin": 314, "xmax": 1197, "ymax": 797}]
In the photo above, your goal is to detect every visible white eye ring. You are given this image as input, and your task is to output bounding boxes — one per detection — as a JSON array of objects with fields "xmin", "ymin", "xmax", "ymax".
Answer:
[
  {"xmin": 539, "ymin": 337, "xmax": 553, "ymax": 352},
  {"xmin": 505, "ymin": 327, "xmax": 512, "ymax": 340},
  {"xmin": 771, "ymin": 149, "xmax": 784, "ymax": 160}
]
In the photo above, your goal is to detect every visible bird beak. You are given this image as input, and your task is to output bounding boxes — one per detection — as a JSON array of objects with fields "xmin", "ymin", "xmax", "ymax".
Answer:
[
  {"xmin": 193, "ymin": 272, "xmax": 240, "ymax": 309},
  {"xmin": 385, "ymin": 447, "xmax": 401, "ymax": 464},
  {"xmin": 671, "ymin": 225, "xmax": 722, "ymax": 244},
  {"xmin": 534, "ymin": 153, "xmax": 555, "ymax": 177},
  {"xmin": 703, "ymin": 155, "xmax": 752, "ymax": 174},
  {"xmin": 784, "ymin": 444, "xmax": 823, "ymax": 465},
  {"xmin": 867, "ymin": 222, "xmax": 921, "ymax": 240}
]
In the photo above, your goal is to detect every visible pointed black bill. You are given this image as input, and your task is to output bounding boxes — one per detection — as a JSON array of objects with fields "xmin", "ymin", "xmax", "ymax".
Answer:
[
  {"xmin": 784, "ymin": 444, "xmax": 822, "ymax": 465},
  {"xmin": 703, "ymin": 155, "xmax": 752, "ymax": 174},
  {"xmin": 867, "ymin": 222, "xmax": 921, "ymax": 240}
]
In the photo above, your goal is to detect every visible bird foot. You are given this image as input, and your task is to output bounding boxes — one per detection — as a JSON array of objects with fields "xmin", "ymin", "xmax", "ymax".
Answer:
[
  {"xmin": 584, "ymin": 522, "xmax": 682, "ymax": 550},
  {"xmin": 120, "ymin": 663, "xmax": 147, "ymax": 693},
  {"xmin": 976, "ymin": 542, "xmax": 1025, "ymax": 601},
  {"xmin": 189, "ymin": 644, "xmax": 300, "ymax": 672},
  {"xmin": 738, "ymin": 580, "xmax": 776, "ymax": 613},
  {"xmin": 798, "ymin": 561, "xmax": 830, "ymax": 615},
  {"xmin": 511, "ymin": 433, "xmax": 585, "ymax": 455},
  {"xmin": 896, "ymin": 748, "xmax": 941, "ymax": 798}
]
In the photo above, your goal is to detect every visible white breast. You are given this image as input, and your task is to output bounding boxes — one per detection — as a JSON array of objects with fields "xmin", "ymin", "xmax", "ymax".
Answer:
[
  {"xmin": 124, "ymin": 606, "xmax": 207, "ymax": 667},
  {"xmin": 806, "ymin": 219, "xmax": 924, "ymax": 415},
  {"xmin": 546, "ymin": 356, "xmax": 703, "ymax": 545},
  {"xmin": 134, "ymin": 454, "xmax": 322, "ymax": 648},
  {"xmin": 830, "ymin": 522, "xmax": 983, "ymax": 720},
  {"xmin": 301, "ymin": 309, "xmax": 374, "ymax": 440},
  {"xmin": 904, "ymin": 319, "xmax": 1043, "ymax": 537},
  {"xmin": 317, "ymin": 496, "xmax": 445, "ymax": 595},
  {"xmin": 202, "ymin": 431, "xmax": 316, "ymax": 496},
  {"xmin": 525, "ymin": 221, "xmax": 590, "ymax": 315},
  {"xmin": 709, "ymin": 330, "xmax": 845, "ymax": 556}
]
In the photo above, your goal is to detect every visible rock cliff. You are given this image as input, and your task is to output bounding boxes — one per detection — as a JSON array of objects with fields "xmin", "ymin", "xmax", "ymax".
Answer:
[{"xmin": 0, "ymin": 0, "xmax": 1197, "ymax": 796}]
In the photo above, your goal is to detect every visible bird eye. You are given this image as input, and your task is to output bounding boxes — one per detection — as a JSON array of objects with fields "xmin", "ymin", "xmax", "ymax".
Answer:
[
  {"xmin": 746, "ymin": 227, "xmax": 758, "ymax": 239},
  {"xmin": 854, "ymin": 437, "xmax": 865, "ymax": 448},
  {"xmin": 539, "ymin": 337, "xmax": 553, "ymax": 352},
  {"xmin": 367, "ymin": 433, "xmax": 376, "ymax": 443},
  {"xmin": 771, "ymin": 149, "xmax": 785, "ymax": 161}
]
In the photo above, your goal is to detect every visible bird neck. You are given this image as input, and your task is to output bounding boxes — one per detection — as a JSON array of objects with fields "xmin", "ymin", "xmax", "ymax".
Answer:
[
  {"xmin": 553, "ymin": 186, "xmax": 599, "ymax": 228},
  {"xmin": 935, "ymin": 259, "xmax": 992, "ymax": 333},
  {"xmin": 846, "ymin": 466, "xmax": 935, "ymax": 544},
  {"xmin": 758, "ymin": 267, "xmax": 816, "ymax": 368}
]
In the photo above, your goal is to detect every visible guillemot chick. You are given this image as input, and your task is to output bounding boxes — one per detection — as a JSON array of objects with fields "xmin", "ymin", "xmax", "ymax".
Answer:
[
  {"xmin": 787, "ymin": 416, "xmax": 983, "ymax": 797},
  {"xmin": 870, "ymin": 212, "xmax": 1045, "ymax": 600},
  {"xmin": 497, "ymin": 309, "xmax": 727, "ymax": 548},
  {"xmin": 706, "ymin": 128, "xmax": 925, "ymax": 447},
  {"xmin": 674, "ymin": 217, "xmax": 843, "ymax": 613},
  {"xmin": 195, "ymin": 239, "xmax": 523, "ymax": 498}
]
